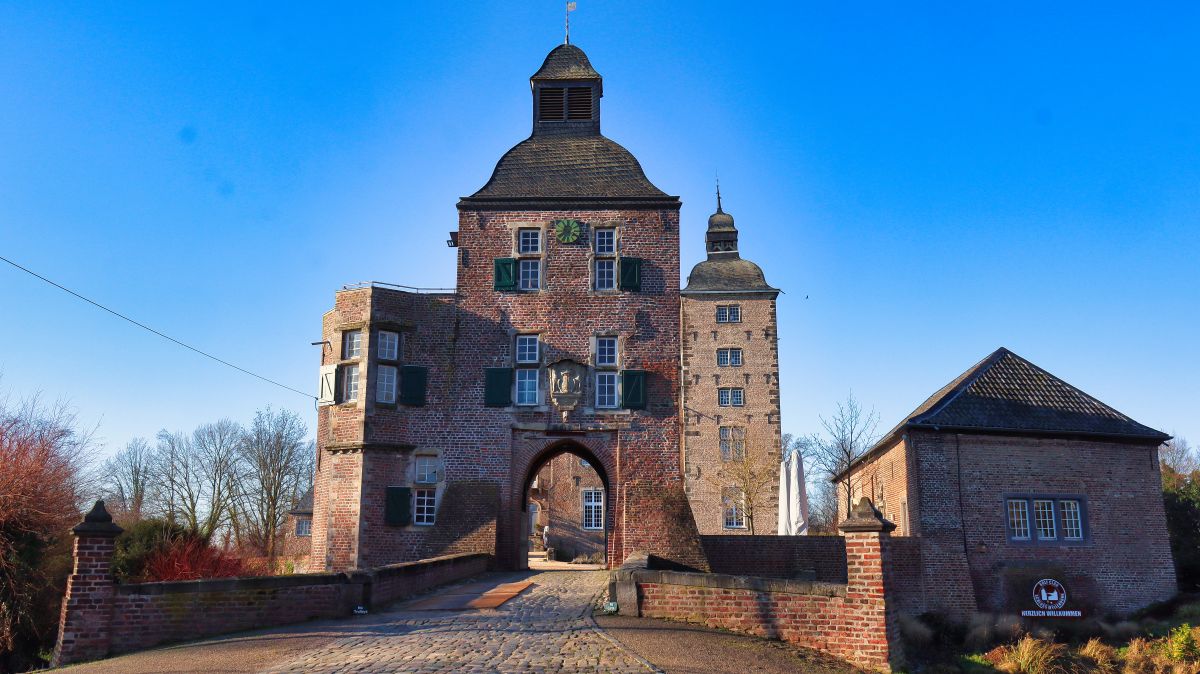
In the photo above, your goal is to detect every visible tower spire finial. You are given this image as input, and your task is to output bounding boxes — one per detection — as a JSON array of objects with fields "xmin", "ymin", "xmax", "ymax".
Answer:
[
  {"xmin": 715, "ymin": 176, "xmax": 723, "ymax": 213},
  {"xmin": 565, "ymin": 2, "xmax": 576, "ymax": 44}
]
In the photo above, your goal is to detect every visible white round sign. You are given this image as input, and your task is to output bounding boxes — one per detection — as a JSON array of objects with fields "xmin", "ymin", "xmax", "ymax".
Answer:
[{"xmin": 1032, "ymin": 578, "xmax": 1067, "ymax": 610}]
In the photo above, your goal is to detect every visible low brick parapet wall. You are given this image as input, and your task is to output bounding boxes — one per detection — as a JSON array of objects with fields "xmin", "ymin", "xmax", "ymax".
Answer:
[
  {"xmin": 52, "ymin": 508, "xmax": 490, "ymax": 669},
  {"xmin": 700, "ymin": 534, "xmax": 847, "ymax": 582}
]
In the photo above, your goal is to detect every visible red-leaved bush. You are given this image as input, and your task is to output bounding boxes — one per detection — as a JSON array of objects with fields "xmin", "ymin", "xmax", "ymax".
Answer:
[{"xmin": 141, "ymin": 538, "xmax": 250, "ymax": 582}]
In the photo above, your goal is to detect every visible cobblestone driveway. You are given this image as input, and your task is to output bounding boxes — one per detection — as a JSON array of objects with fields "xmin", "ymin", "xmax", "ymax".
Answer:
[{"xmin": 263, "ymin": 569, "xmax": 651, "ymax": 674}]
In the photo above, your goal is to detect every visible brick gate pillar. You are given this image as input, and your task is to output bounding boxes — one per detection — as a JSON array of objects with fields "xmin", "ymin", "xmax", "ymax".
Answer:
[
  {"xmin": 52, "ymin": 500, "xmax": 123, "ymax": 667},
  {"xmin": 839, "ymin": 497, "xmax": 904, "ymax": 672}
]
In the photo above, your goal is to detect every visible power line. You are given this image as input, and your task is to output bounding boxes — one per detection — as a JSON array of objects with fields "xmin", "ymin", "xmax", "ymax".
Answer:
[{"xmin": 0, "ymin": 254, "xmax": 316, "ymax": 400}]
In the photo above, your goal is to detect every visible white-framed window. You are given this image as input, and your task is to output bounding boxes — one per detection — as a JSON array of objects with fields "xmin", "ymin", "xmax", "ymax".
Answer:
[
  {"xmin": 582, "ymin": 488, "xmax": 604, "ymax": 530},
  {"xmin": 414, "ymin": 488, "xmax": 437, "ymax": 525},
  {"xmin": 718, "ymin": 387, "xmax": 744, "ymax": 407},
  {"xmin": 295, "ymin": 518, "xmax": 311, "ymax": 537},
  {"xmin": 594, "ymin": 259, "xmax": 615, "ymax": 291},
  {"xmin": 515, "ymin": 368, "xmax": 539, "ymax": 406},
  {"xmin": 719, "ymin": 426, "xmax": 745, "ymax": 461},
  {"xmin": 342, "ymin": 364, "xmax": 360, "ymax": 402},
  {"xmin": 594, "ymin": 228, "xmax": 616, "ymax": 255},
  {"xmin": 595, "ymin": 371, "xmax": 618, "ymax": 408},
  {"xmin": 519, "ymin": 259, "xmax": 541, "ymax": 291},
  {"xmin": 518, "ymin": 228, "xmax": 541, "ymax": 254},
  {"xmin": 1060, "ymin": 500, "xmax": 1083, "ymax": 540},
  {"xmin": 715, "ymin": 305, "xmax": 741, "ymax": 323},
  {"xmin": 1006, "ymin": 499, "xmax": 1031, "ymax": 540},
  {"xmin": 516, "ymin": 335, "xmax": 540, "ymax": 364},
  {"xmin": 378, "ymin": 331, "xmax": 400, "ymax": 361},
  {"xmin": 717, "ymin": 348, "xmax": 743, "ymax": 367},
  {"xmin": 415, "ymin": 456, "xmax": 439, "ymax": 484},
  {"xmin": 723, "ymin": 487, "xmax": 746, "ymax": 529},
  {"xmin": 1033, "ymin": 499, "xmax": 1057, "ymax": 540},
  {"xmin": 342, "ymin": 329, "xmax": 362, "ymax": 359},
  {"xmin": 377, "ymin": 364, "xmax": 397, "ymax": 404},
  {"xmin": 596, "ymin": 337, "xmax": 618, "ymax": 367}
]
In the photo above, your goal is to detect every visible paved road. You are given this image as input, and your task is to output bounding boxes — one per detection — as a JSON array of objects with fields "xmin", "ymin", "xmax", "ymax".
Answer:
[{"xmin": 58, "ymin": 569, "xmax": 652, "ymax": 674}]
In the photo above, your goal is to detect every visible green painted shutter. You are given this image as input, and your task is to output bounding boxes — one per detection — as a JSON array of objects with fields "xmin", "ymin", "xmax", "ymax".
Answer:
[
  {"xmin": 385, "ymin": 486, "xmax": 411, "ymax": 526},
  {"xmin": 494, "ymin": 258, "xmax": 517, "ymax": 291},
  {"xmin": 484, "ymin": 367, "xmax": 513, "ymax": 407},
  {"xmin": 621, "ymin": 369, "xmax": 647, "ymax": 409},
  {"xmin": 618, "ymin": 257, "xmax": 642, "ymax": 291},
  {"xmin": 399, "ymin": 365, "xmax": 427, "ymax": 406}
]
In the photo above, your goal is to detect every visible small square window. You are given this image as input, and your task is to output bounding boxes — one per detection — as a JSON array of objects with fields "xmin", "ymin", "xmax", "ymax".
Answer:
[
  {"xmin": 378, "ymin": 331, "xmax": 399, "ymax": 361},
  {"xmin": 718, "ymin": 388, "xmax": 744, "ymax": 407},
  {"xmin": 414, "ymin": 488, "xmax": 437, "ymax": 525},
  {"xmin": 342, "ymin": 364, "xmax": 360, "ymax": 402},
  {"xmin": 594, "ymin": 229, "xmax": 616, "ymax": 255},
  {"xmin": 719, "ymin": 426, "xmax": 745, "ymax": 461},
  {"xmin": 518, "ymin": 229, "xmax": 541, "ymax": 254},
  {"xmin": 595, "ymin": 259, "xmax": 615, "ymax": 291},
  {"xmin": 595, "ymin": 371, "xmax": 618, "ymax": 408},
  {"xmin": 295, "ymin": 518, "xmax": 311, "ymax": 537},
  {"xmin": 723, "ymin": 488, "xmax": 746, "ymax": 529},
  {"xmin": 515, "ymin": 368, "xmax": 539, "ymax": 406},
  {"xmin": 343, "ymin": 330, "xmax": 362, "ymax": 359},
  {"xmin": 519, "ymin": 259, "xmax": 541, "ymax": 291},
  {"xmin": 377, "ymin": 365, "xmax": 397, "ymax": 404},
  {"xmin": 716, "ymin": 305, "xmax": 741, "ymax": 323},
  {"xmin": 596, "ymin": 337, "xmax": 618, "ymax": 367},
  {"xmin": 717, "ymin": 348, "xmax": 743, "ymax": 367},
  {"xmin": 415, "ymin": 456, "xmax": 439, "ymax": 484},
  {"xmin": 516, "ymin": 335, "xmax": 540, "ymax": 364}
]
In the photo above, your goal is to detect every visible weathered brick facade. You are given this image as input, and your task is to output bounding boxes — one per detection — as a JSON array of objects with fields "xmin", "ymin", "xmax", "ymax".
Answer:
[
  {"xmin": 310, "ymin": 43, "xmax": 709, "ymax": 573},
  {"xmin": 838, "ymin": 348, "xmax": 1177, "ymax": 619},
  {"xmin": 531, "ymin": 453, "xmax": 606, "ymax": 560}
]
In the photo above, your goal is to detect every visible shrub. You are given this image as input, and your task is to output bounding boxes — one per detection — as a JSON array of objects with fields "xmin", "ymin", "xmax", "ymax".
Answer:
[
  {"xmin": 993, "ymin": 636, "xmax": 1068, "ymax": 674},
  {"xmin": 1168, "ymin": 624, "xmax": 1199, "ymax": 662},
  {"xmin": 142, "ymin": 538, "xmax": 247, "ymax": 582},
  {"xmin": 111, "ymin": 519, "xmax": 191, "ymax": 581}
]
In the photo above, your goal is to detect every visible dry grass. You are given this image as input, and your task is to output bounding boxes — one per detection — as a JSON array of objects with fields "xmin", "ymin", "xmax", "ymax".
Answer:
[
  {"xmin": 1079, "ymin": 638, "xmax": 1118, "ymax": 674},
  {"xmin": 993, "ymin": 636, "xmax": 1070, "ymax": 674}
]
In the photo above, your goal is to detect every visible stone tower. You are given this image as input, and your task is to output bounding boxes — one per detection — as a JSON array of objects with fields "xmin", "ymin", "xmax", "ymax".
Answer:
[
  {"xmin": 680, "ymin": 196, "xmax": 783, "ymax": 534},
  {"xmin": 310, "ymin": 43, "xmax": 707, "ymax": 572}
]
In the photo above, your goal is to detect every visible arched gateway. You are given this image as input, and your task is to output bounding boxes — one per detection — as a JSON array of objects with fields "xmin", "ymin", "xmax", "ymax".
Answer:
[{"xmin": 308, "ymin": 42, "xmax": 708, "ymax": 574}]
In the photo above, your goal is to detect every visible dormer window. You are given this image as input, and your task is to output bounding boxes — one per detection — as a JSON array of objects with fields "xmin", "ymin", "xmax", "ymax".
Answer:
[{"xmin": 538, "ymin": 87, "xmax": 593, "ymax": 121}]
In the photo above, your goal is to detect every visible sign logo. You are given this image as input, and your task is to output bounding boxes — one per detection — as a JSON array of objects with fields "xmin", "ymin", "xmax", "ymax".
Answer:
[
  {"xmin": 1022, "ymin": 578, "xmax": 1081, "ymax": 618},
  {"xmin": 1032, "ymin": 579, "xmax": 1067, "ymax": 610}
]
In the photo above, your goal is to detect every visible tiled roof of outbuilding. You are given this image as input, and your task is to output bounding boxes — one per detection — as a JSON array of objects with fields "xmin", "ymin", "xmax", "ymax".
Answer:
[
  {"xmin": 839, "ymin": 348, "xmax": 1169, "ymax": 478},
  {"xmin": 290, "ymin": 488, "xmax": 313, "ymax": 516},
  {"xmin": 458, "ymin": 135, "xmax": 677, "ymax": 208}
]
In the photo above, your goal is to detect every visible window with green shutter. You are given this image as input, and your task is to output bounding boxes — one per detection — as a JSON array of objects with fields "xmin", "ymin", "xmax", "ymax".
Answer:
[
  {"xmin": 618, "ymin": 257, "xmax": 642, "ymax": 291},
  {"xmin": 494, "ymin": 258, "xmax": 517, "ymax": 291},
  {"xmin": 399, "ymin": 365, "xmax": 427, "ymax": 406},
  {"xmin": 621, "ymin": 369, "xmax": 647, "ymax": 409},
  {"xmin": 385, "ymin": 486, "xmax": 411, "ymax": 526},
  {"xmin": 484, "ymin": 367, "xmax": 513, "ymax": 407}
]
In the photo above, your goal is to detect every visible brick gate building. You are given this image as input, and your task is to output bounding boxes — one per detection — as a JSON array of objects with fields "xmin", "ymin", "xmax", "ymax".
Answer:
[{"xmin": 308, "ymin": 42, "xmax": 789, "ymax": 573}]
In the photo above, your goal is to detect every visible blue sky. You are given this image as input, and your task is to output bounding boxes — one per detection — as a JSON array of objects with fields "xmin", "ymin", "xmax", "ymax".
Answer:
[{"xmin": 1, "ymin": 2, "xmax": 1197, "ymax": 457}]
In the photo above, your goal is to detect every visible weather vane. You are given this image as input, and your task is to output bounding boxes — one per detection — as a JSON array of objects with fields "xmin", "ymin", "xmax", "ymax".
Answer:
[{"xmin": 565, "ymin": 2, "xmax": 576, "ymax": 45}]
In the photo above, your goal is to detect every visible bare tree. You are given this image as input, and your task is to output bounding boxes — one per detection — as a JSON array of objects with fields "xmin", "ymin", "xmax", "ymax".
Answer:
[
  {"xmin": 803, "ymin": 393, "xmax": 880, "ymax": 521},
  {"xmin": 1161, "ymin": 437, "xmax": 1198, "ymax": 476},
  {"xmin": 102, "ymin": 437, "xmax": 153, "ymax": 522},
  {"xmin": 152, "ymin": 429, "xmax": 206, "ymax": 532},
  {"xmin": 806, "ymin": 479, "xmax": 840, "ymax": 534},
  {"xmin": 192, "ymin": 419, "xmax": 243, "ymax": 539},
  {"xmin": 232, "ymin": 408, "xmax": 313, "ymax": 566},
  {"xmin": 705, "ymin": 429, "xmax": 779, "ymax": 535}
]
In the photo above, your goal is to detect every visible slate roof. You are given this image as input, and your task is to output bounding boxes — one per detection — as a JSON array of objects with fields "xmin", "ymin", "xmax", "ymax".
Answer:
[
  {"xmin": 458, "ymin": 135, "xmax": 678, "ymax": 209},
  {"xmin": 290, "ymin": 488, "xmax": 313, "ymax": 516},
  {"xmin": 682, "ymin": 257, "xmax": 777, "ymax": 294},
  {"xmin": 838, "ymin": 347, "xmax": 1169, "ymax": 479},
  {"xmin": 531, "ymin": 44, "xmax": 602, "ymax": 81}
]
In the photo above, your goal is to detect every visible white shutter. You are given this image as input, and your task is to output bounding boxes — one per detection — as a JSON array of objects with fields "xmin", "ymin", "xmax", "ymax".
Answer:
[{"xmin": 318, "ymin": 364, "xmax": 338, "ymax": 406}]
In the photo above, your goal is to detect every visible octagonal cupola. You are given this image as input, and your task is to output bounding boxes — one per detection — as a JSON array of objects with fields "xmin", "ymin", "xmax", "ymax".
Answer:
[{"xmin": 531, "ymin": 44, "xmax": 602, "ymax": 136}]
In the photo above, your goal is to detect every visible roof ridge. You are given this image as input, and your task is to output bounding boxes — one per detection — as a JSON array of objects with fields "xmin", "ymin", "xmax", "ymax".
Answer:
[
  {"xmin": 910, "ymin": 347, "xmax": 1010, "ymax": 425},
  {"xmin": 997, "ymin": 348, "xmax": 1146, "ymax": 425}
]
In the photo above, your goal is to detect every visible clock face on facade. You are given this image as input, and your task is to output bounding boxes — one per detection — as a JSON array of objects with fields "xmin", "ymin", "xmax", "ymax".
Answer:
[{"xmin": 553, "ymin": 219, "xmax": 582, "ymax": 243}]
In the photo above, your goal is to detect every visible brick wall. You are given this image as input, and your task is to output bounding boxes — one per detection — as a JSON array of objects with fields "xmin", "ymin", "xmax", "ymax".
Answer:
[
  {"xmin": 700, "ymin": 535, "xmax": 847, "ymax": 583},
  {"xmin": 681, "ymin": 293, "xmax": 781, "ymax": 535},
  {"xmin": 53, "ymin": 510, "xmax": 489, "ymax": 667},
  {"xmin": 841, "ymin": 437, "xmax": 913, "ymax": 536},
  {"xmin": 535, "ymin": 453, "xmax": 605, "ymax": 561}
]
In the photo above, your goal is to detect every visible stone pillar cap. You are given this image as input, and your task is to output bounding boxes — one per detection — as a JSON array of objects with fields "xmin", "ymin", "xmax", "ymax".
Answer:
[
  {"xmin": 72, "ymin": 500, "xmax": 124, "ymax": 537},
  {"xmin": 838, "ymin": 497, "xmax": 897, "ymax": 533}
]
